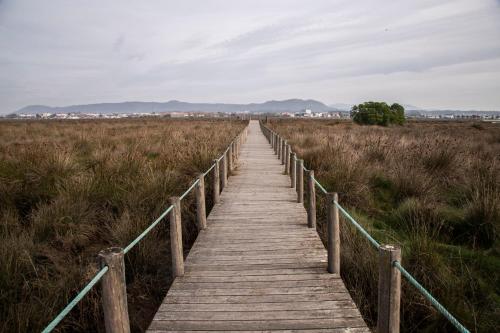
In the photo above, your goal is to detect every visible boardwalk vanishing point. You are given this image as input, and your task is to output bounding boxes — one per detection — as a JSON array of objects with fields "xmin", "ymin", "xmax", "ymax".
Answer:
[{"xmin": 147, "ymin": 121, "xmax": 369, "ymax": 332}]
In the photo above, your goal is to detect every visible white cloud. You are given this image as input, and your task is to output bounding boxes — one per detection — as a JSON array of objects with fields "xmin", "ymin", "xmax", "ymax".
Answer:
[{"xmin": 0, "ymin": 0, "xmax": 499, "ymax": 112}]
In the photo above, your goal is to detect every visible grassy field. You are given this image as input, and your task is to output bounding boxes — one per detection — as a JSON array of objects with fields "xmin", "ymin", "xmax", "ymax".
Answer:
[
  {"xmin": 0, "ymin": 118, "xmax": 247, "ymax": 333},
  {"xmin": 268, "ymin": 119, "xmax": 499, "ymax": 333}
]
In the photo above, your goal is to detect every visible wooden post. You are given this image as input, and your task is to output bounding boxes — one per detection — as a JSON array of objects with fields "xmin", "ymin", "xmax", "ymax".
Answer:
[
  {"xmin": 99, "ymin": 247, "xmax": 130, "ymax": 333},
  {"xmin": 285, "ymin": 144, "xmax": 290, "ymax": 175},
  {"xmin": 238, "ymin": 138, "xmax": 241, "ymax": 159},
  {"xmin": 212, "ymin": 159, "xmax": 220, "ymax": 204},
  {"xmin": 235, "ymin": 138, "xmax": 239, "ymax": 161},
  {"xmin": 297, "ymin": 159, "xmax": 304, "ymax": 203},
  {"xmin": 233, "ymin": 139, "xmax": 237, "ymax": 164},
  {"xmin": 281, "ymin": 140, "xmax": 286, "ymax": 164},
  {"xmin": 307, "ymin": 170, "xmax": 316, "ymax": 228},
  {"xmin": 327, "ymin": 193, "xmax": 340, "ymax": 274},
  {"xmin": 221, "ymin": 153, "xmax": 227, "ymax": 190},
  {"xmin": 291, "ymin": 153, "xmax": 296, "ymax": 188},
  {"xmin": 195, "ymin": 173, "xmax": 207, "ymax": 230},
  {"xmin": 377, "ymin": 245, "xmax": 401, "ymax": 333},
  {"xmin": 228, "ymin": 143, "xmax": 233, "ymax": 172},
  {"xmin": 169, "ymin": 196, "xmax": 184, "ymax": 277},
  {"xmin": 277, "ymin": 136, "xmax": 281, "ymax": 157}
]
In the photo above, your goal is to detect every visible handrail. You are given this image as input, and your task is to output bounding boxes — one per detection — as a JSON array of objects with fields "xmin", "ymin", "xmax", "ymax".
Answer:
[
  {"xmin": 203, "ymin": 163, "xmax": 216, "ymax": 176},
  {"xmin": 123, "ymin": 205, "xmax": 174, "ymax": 254},
  {"xmin": 334, "ymin": 201, "xmax": 380, "ymax": 248},
  {"xmin": 394, "ymin": 261, "xmax": 470, "ymax": 333},
  {"xmin": 312, "ymin": 176, "xmax": 328, "ymax": 194},
  {"xmin": 41, "ymin": 125, "xmax": 248, "ymax": 333},
  {"xmin": 259, "ymin": 120, "xmax": 470, "ymax": 333},
  {"xmin": 42, "ymin": 266, "xmax": 109, "ymax": 333},
  {"xmin": 179, "ymin": 179, "xmax": 200, "ymax": 201}
]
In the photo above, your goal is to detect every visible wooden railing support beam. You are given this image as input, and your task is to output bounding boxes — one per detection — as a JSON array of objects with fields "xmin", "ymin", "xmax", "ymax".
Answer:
[
  {"xmin": 195, "ymin": 173, "xmax": 207, "ymax": 230},
  {"xmin": 228, "ymin": 143, "xmax": 233, "ymax": 172},
  {"xmin": 297, "ymin": 159, "xmax": 304, "ymax": 203},
  {"xmin": 327, "ymin": 192, "xmax": 340, "ymax": 274},
  {"xmin": 221, "ymin": 154, "xmax": 227, "ymax": 190},
  {"xmin": 285, "ymin": 144, "xmax": 290, "ymax": 175},
  {"xmin": 281, "ymin": 140, "xmax": 286, "ymax": 164},
  {"xmin": 277, "ymin": 136, "xmax": 281, "ymax": 157},
  {"xmin": 212, "ymin": 159, "xmax": 220, "ymax": 204},
  {"xmin": 306, "ymin": 170, "xmax": 316, "ymax": 228},
  {"xmin": 99, "ymin": 247, "xmax": 131, "ymax": 333},
  {"xmin": 169, "ymin": 196, "xmax": 184, "ymax": 278},
  {"xmin": 377, "ymin": 245, "xmax": 401, "ymax": 333}
]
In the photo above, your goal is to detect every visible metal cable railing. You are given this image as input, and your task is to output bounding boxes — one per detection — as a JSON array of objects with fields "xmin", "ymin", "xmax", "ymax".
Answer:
[
  {"xmin": 41, "ymin": 128, "xmax": 247, "ymax": 333},
  {"xmin": 259, "ymin": 120, "xmax": 470, "ymax": 333}
]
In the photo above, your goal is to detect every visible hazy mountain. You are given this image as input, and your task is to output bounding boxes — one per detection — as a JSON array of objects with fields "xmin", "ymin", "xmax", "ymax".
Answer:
[
  {"xmin": 330, "ymin": 102, "xmax": 423, "ymax": 111},
  {"xmin": 16, "ymin": 99, "xmax": 336, "ymax": 114},
  {"xmin": 328, "ymin": 103, "xmax": 352, "ymax": 111}
]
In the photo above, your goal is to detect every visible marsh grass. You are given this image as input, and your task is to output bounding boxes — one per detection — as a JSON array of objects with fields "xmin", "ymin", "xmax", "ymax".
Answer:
[
  {"xmin": 0, "ymin": 118, "xmax": 246, "ymax": 333},
  {"xmin": 269, "ymin": 119, "xmax": 499, "ymax": 332}
]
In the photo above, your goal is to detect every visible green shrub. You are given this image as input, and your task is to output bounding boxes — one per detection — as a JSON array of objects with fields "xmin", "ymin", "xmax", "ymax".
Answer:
[{"xmin": 351, "ymin": 101, "xmax": 405, "ymax": 126}]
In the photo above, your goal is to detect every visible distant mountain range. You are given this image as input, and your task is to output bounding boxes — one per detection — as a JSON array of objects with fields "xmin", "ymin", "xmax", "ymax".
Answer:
[
  {"xmin": 14, "ymin": 100, "xmax": 499, "ymax": 115},
  {"xmin": 16, "ymin": 99, "xmax": 340, "ymax": 114}
]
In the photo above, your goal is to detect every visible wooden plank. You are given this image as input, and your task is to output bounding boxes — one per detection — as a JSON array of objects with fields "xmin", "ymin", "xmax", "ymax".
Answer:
[
  {"xmin": 183, "ymin": 262, "xmax": 327, "ymax": 271},
  {"xmin": 158, "ymin": 300, "xmax": 356, "ymax": 312},
  {"xmin": 162, "ymin": 293, "xmax": 353, "ymax": 304},
  {"xmin": 152, "ymin": 308, "xmax": 362, "ymax": 320},
  {"xmin": 173, "ymin": 274, "xmax": 338, "ymax": 283},
  {"xmin": 148, "ymin": 329, "xmax": 371, "ymax": 333},
  {"xmin": 182, "ymin": 267, "xmax": 329, "ymax": 277},
  {"xmin": 148, "ymin": 318, "xmax": 367, "ymax": 331},
  {"xmin": 166, "ymin": 286, "xmax": 345, "ymax": 297},
  {"xmin": 171, "ymin": 279, "xmax": 344, "ymax": 290}
]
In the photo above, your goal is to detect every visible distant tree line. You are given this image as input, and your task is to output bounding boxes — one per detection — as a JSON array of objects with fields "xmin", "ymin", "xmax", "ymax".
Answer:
[{"xmin": 351, "ymin": 102, "xmax": 405, "ymax": 125}]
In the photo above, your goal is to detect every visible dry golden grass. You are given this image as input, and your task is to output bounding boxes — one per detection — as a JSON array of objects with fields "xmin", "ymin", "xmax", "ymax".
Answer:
[
  {"xmin": 268, "ymin": 118, "xmax": 499, "ymax": 333},
  {"xmin": 0, "ymin": 118, "xmax": 247, "ymax": 333}
]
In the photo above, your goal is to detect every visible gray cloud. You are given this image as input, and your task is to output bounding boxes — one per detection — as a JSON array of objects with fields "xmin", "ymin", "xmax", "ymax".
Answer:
[{"xmin": 0, "ymin": 0, "xmax": 499, "ymax": 113}]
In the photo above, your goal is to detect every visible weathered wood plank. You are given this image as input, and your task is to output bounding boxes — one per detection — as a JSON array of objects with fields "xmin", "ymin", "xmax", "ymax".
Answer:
[
  {"xmin": 149, "ymin": 318, "xmax": 367, "ymax": 331},
  {"xmin": 166, "ymin": 286, "xmax": 347, "ymax": 297},
  {"xmin": 158, "ymin": 300, "xmax": 357, "ymax": 312},
  {"xmin": 153, "ymin": 308, "xmax": 362, "ymax": 320},
  {"xmin": 162, "ymin": 293, "xmax": 353, "ymax": 304},
  {"xmin": 171, "ymin": 279, "xmax": 343, "ymax": 290},
  {"xmin": 148, "ymin": 329, "xmax": 371, "ymax": 333}
]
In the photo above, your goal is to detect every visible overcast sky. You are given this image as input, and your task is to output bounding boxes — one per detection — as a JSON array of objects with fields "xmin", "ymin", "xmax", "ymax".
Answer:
[{"xmin": 1, "ymin": 0, "xmax": 499, "ymax": 113}]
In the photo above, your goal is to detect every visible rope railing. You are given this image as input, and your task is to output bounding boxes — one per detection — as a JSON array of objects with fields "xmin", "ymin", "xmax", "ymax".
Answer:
[
  {"xmin": 123, "ymin": 205, "xmax": 173, "ymax": 254},
  {"xmin": 41, "ymin": 125, "xmax": 248, "ymax": 333},
  {"xmin": 393, "ymin": 261, "xmax": 470, "ymax": 333},
  {"xmin": 203, "ymin": 163, "xmax": 216, "ymax": 176},
  {"xmin": 179, "ymin": 179, "xmax": 200, "ymax": 201},
  {"xmin": 313, "ymin": 176, "xmax": 327, "ymax": 194},
  {"xmin": 259, "ymin": 120, "xmax": 470, "ymax": 333},
  {"xmin": 334, "ymin": 201, "xmax": 380, "ymax": 248},
  {"xmin": 42, "ymin": 266, "xmax": 109, "ymax": 333}
]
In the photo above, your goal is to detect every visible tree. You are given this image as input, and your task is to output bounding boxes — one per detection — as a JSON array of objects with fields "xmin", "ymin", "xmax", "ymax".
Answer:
[
  {"xmin": 389, "ymin": 103, "xmax": 405, "ymax": 125},
  {"xmin": 351, "ymin": 101, "xmax": 405, "ymax": 126}
]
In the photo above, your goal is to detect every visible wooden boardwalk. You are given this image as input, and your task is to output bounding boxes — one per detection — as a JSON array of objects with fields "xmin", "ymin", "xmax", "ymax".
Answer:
[{"xmin": 147, "ymin": 121, "xmax": 369, "ymax": 332}]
